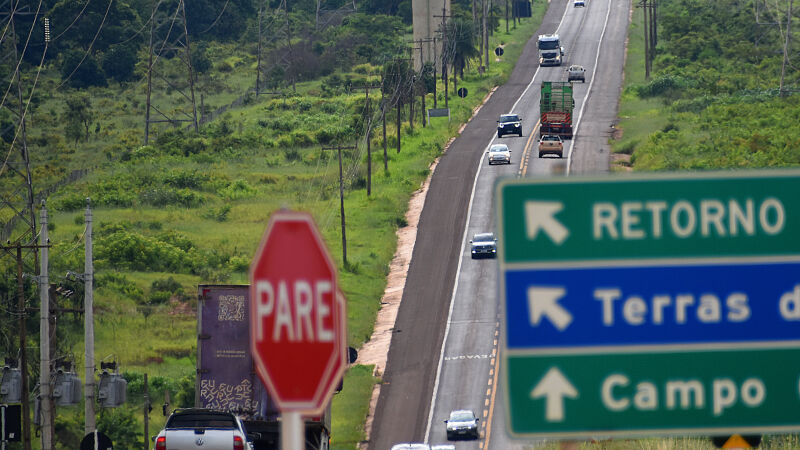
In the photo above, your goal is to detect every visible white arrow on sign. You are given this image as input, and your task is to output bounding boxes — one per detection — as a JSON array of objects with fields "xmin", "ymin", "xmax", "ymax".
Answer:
[
  {"xmin": 524, "ymin": 201, "xmax": 569, "ymax": 244},
  {"xmin": 530, "ymin": 367, "xmax": 578, "ymax": 422},
  {"xmin": 527, "ymin": 286, "xmax": 572, "ymax": 331}
]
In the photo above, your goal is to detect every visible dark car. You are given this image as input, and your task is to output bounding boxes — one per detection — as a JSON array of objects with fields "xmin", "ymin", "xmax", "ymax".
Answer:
[
  {"xmin": 497, "ymin": 114, "xmax": 522, "ymax": 138},
  {"xmin": 445, "ymin": 410, "xmax": 479, "ymax": 440},
  {"xmin": 470, "ymin": 233, "xmax": 497, "ymax": 259}
]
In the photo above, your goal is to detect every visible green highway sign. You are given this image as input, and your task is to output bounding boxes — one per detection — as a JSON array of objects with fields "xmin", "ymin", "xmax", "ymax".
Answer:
[
  {"xmin": 498, "ymin": 171, "xmax": 800, "ymax": 264},
  {"xmin": 497, "ymin": 170, "xmax": 800, "ymax": 439},
  {"xmin": 506, "ymin": 347, "xmax": 800, "ymax": 437}
]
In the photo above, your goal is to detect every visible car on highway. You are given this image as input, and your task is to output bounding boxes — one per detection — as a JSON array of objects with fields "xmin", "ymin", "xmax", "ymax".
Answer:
[
  {"xmin": 431, "ymin": 445, "xmax": 456, "ymax": 450},
  {"xmin": 567, "ymin": 64, "xmax": 586, "ymax": 82},
  {"xmin": 153, "ymin": 408, "xmax": 254, "ymax": 450},
  {"xmin": 470, "ymin": 233, "xmax": 497, "ymax": 259},
  {"xmin": 487, "ymin": 143, "xmax": 511, "ymax": 165},
  {"xmin": 538, "ymin": 134, "xmax": 564, "ymax": 158},
  {"xmin": 445, "ymin": 409, "xmax": 480, "ymax": 440},
  {"xmin": 496, "ymin": 113, "xmax": 523, "ymax": 137},
  {"xmin": 574, "ymin": 0, "xmax": 586, "ymax": 6},
  {"xmin": 390, "ymin": 444, "xmax": 431, "ymax": 450}
]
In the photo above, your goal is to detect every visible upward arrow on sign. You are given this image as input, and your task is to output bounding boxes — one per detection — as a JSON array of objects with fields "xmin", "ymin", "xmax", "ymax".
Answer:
[
  {"xmin": 524, "ymin": 201, "xmax": 569, "ymax": 244},
  {"xmin": 530, "ymin": 367, "xmax": 578, "ymax": 422}
]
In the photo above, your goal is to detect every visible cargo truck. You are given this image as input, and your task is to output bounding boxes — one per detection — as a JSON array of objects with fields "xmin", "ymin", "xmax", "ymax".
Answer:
[
  {"xmin": 196, "ymin": 284, "xmax": 331, "ymax": 450},
  {"xmin": 539, "ymin": 81, "xmax": 574, "ymax": 139},
  {"xmin": 537, "ymin": 34, "xmax": 564, "ymax": 66}
]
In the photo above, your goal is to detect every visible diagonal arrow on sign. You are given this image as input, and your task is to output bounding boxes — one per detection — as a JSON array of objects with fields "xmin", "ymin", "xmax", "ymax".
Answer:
[
  {"xmin": 530, "ymin": 367, "xmax": 578, "ymax": 422},
  {"xmin": 524, "ymin": 201, "xmax": 569, "ymax": 244},
  {"xmin": 527, "ymin": 286, "xmax": 572, "ymax": 331}
]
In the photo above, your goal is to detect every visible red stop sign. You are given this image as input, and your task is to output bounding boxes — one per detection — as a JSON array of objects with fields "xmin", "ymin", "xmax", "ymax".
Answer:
[{"xmin": 249, "ymin": 211, "xmax": 347, "ymax": 414}]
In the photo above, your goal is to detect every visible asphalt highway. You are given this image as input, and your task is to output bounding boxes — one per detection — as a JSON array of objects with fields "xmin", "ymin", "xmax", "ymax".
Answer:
[{"xmin": 367, "ymin": 0, "xmax": 631, "ymax": 448}]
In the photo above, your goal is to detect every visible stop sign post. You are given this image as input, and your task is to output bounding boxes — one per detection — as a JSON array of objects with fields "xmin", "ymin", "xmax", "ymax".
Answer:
[{"xmin": 249, "ymin": 211, "xmax": 347, "ymax": 449}]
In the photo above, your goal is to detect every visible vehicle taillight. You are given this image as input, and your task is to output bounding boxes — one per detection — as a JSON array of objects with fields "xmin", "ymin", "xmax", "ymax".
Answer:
[
  {"xmin": 234, "ymin": 435, "xmax": 245, "ymax": 450},
  {"xmin": 155, "ymin": 436, "xmax": 166, "ymax": 450}
]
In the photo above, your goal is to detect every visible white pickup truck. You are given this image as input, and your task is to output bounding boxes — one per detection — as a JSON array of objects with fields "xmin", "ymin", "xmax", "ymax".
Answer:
[{"xmin": 153, "ymin": 409, "xmax": 253, "ymax": 450}]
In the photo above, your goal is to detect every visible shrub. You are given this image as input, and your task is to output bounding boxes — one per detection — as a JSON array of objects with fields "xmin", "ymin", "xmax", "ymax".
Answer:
[
  {"xmin": 139, "ymin": 188, "xmax": 204, "ymax": 208},
  {"xmin": 219, "ymin": 179, "xmax": 257, "ymax": 200}
]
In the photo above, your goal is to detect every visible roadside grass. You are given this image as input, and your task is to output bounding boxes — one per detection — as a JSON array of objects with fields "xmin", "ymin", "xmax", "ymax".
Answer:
[
  {"xmin": 535, "ymin": 437, "xmax": 714, "ymax": 449},
  {"xmin": 331, "ymin": 365, "xmax": 378, "ymax": 450},
  {"xmin": 22, "ymin": 9, "xmax": 546, "ymax": 450},
  {"xmin": 611, "ymin": 4, "xmax": 669, "ymax": 164}
]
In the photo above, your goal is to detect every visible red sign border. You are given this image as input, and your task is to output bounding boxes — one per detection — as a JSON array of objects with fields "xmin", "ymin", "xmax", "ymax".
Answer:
[{"xmin": 249, "ymin": 210, "xmax": 347, "ymax": 415}]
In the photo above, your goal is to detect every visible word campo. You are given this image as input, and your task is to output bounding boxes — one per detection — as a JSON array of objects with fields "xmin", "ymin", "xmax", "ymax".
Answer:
[
  {"xmin": 602, "ymin": 374, "xmax": 766, "ymax": 417},
  {"xmin": 592, "ymin": 197, "xmax": 785, "ymax": 240}
]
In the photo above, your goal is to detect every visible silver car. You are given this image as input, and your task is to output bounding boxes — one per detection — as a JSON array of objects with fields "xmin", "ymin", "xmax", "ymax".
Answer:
[
  {"xmin": 391, "ymin": 444, "xmax": 431, "ymax": 450},
  {"xmin": 487, "ymin": 144, "xmax": 511, "ymax": 165},
  {"xmin": 445, "ymin": 409, "xmax": 480, "ymax": 440}
]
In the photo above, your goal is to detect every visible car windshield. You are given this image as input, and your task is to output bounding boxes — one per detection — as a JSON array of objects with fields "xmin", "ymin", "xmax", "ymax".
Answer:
[
  {"xmin": 449, "ymin": 411, "xmax": 475, "ymax": 422},
  {"xmin": 489, "ymin": 145, "xmax": 508, "ymax": 153},
  {"xmin": 542, "ymin": 136, "xmax": 560, "ymax": 141},
  {"xmin": 500, "ymin": 115, "xmax": 519, "ymax": 123},
  {"xmin": 473, "ymin": 233, "xmax": 494, "ymax": 242}
]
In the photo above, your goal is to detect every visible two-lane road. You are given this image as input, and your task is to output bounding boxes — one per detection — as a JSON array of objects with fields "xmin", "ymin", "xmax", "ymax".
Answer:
[{"xmin": 368, "ymin": 0, "xmax": 630, "ymax": 448}]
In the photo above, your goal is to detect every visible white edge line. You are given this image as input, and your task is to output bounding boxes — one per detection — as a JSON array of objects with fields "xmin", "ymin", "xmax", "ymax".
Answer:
[
  {"xmin": 424, "ymin": 138, "xmax": 494, "ymax": 443},
  {"xmin": 425, "ymin": 2, "xmax": 574, "ymax": 444},
  {"xmin": 566, "ymin": 0, "xmax": 613, "ymax": 174}
]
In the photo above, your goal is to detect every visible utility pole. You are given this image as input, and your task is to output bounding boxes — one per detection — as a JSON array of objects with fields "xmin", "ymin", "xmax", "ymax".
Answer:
[
  {"xmin": 484, "ymin": 0, "xmax": 490, "ymax": 72},
  {"xmin": 322, "ymin": 144, "xmax": 356, "ymax": 266},
  {"xmin": 84, "ymin": 199, "xmax": 96, "ymax": 436},
  {"xmin": 434, "ymin": 7, "xmax": 453, "ymax": 109},
  {"xmin": 361, "ymin": 85, "xmax": 381, "ymax": 196},
  {"xmin": 380, "ymin": 73, "xmax": 388, "ymax": 171},
  {"xmin": 144, "ymin": 0, "xmax": 198, "ymax": 143},
  {"xmin": 780, "ymin": 0, "xmax": 794, "ymax": 96},
  {"xmin": 410, "ymin": 39, "xmax": 433, "ymax": 127},
  {"xmin": 256, "ymin": 4, "xmax": 263, "ymax": 96},
  {"xmin": 641, "ymin": 0, "xmax": 650, "ymax": 80},
  {"xmin": 144, "ymin": 373, "xmax": 150, "ymax": 450},
  {"xmin": 39, "ymin": 203, "xmax": 53, "ymax": 450}
]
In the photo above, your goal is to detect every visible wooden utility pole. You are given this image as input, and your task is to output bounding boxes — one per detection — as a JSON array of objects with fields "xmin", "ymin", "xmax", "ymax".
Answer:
[
  {"xmin": 434, "ymin": 7, "xmax": 452, "ymax": 109},
  {"xmin": 1, "ymin": 242, "xmax": 48, "ymax": 450},
  {"xmin": 380, "ymin": 73, "xmax": 388, "ymax": 171},
  {"xmin": 144, "ymin": 373, "xmax": 150, "ymax": 450},
  {"xmin": 361, "ymin": 85, "xmax": 381, "ymax": 196},
  {"xmin": 641, "ymin": 0, "xmax": 650, "ymax": 80},
  {"xmin": 780, "ymin": 0, "xmax": 794, "ymax": 96},
  {"xmin": 256, "ymin": 4, "xmax": 263, "ymax": 96},
  {"xmin": 322, "ymin": 145, "xmax": 356, "ymax": 265}
]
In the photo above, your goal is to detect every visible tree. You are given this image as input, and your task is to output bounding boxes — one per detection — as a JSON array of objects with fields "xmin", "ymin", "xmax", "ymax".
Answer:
[
  {"xmin": 102, "ymin": 44, "xmax": 138, "ymax": 82},
  {"xmin": 63, "ymin": 93, "xmax": 94, "ymax": 144},
  {"xmin": 60, "ymin": 49, "xmax": 108, "ymax": 88},
  {"xmin": 447, "ymin": 18, "xmax": 479, "ymax": 80}
]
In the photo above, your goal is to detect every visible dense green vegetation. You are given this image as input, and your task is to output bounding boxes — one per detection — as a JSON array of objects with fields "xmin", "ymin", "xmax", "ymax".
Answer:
[
  {"xmin": 614, "ymin": 0, "xmax": 800, "ymax": 170},
  {"xmin": 1, "ymin": 0, "xmax": 544, "ymax": 448}
]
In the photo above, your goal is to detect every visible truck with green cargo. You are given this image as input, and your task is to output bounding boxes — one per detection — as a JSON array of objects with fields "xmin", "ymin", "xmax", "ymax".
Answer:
[{"xmin": 539, "ymin": 81, "xmax": 574, "ymax": 140}]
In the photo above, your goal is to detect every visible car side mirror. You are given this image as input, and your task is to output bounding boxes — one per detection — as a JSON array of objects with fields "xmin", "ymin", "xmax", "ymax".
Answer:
[
  {"xmin": 476, "ymin": 418, "xmax": 480, "ymax": 422},
  {"xmin": 444, "ymin": 420, "xmax": 449, "ymax": 424},
  {"xmin": 469, "ymin": 240, "xmax": 473, "ymax": 243}
]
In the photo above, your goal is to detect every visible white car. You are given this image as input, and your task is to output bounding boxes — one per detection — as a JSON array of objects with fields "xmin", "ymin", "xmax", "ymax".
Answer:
[
  {"xmin": 487, "ymin": 143, "xmax": 511, "ymax": 165},
  {"xmin": 574, "ymin": 0, "xmax": 586, "ymax": 6},
  {"xmin": 391, "ymin": 444, "xmax": 431, "ymax": 450}
]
